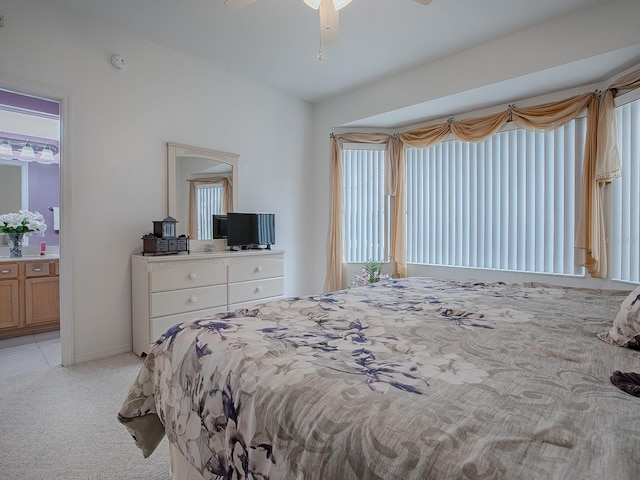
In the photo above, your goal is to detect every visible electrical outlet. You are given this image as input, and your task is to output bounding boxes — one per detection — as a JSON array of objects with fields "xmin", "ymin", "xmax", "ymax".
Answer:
[{"xmin": 0, "ymin": 16, "xmax": 4, "ymax": 27}]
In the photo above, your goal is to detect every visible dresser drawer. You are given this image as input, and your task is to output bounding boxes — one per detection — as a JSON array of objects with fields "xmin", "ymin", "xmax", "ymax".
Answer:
[
  {"xmin": 25, "ymin": 262, "xmax": 50, "ymax": 277},
  {"xmin": 0, "ymin": 263, "xmax": 18, "ymax": 279},
  {"xmin": 150, "ymin": 284, "xmax": 227, "ymax": 317},
  {"xmin": 228, "ymin": 258, "xmax": 284, "ymax": 283},
  {"xmin": 132, "ymin": 251, "xmax": 285, "ymax": 357},
  {"xmin": 150, "ymin": 306, "xmax": 228, "ymax": 342},
  {"xmin": 228, "ymin": 277, "xmax": 284, "ymax": 305},
  {"xmin": 150, "ymin": 262, "xmax": 227, "ymax": 293}
]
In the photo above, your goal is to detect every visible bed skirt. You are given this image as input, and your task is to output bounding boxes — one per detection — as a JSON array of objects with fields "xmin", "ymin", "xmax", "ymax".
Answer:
[{"xmin": 170, "ymin": 443, "xmax": 206, "ymax": 480}]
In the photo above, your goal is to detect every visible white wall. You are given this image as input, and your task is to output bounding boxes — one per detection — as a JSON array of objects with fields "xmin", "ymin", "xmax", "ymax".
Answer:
[
  {"xmin": 0, "ymin": 0, "xmax": 314, "ymax": 363},
  {"xmin": 311, "ymin": 0, "xmax": 640, "ymax": 293}
]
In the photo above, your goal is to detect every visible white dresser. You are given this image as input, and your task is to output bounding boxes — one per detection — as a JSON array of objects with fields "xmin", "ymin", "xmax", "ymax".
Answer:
[{"xmin": 131, "ymin": 249, "xmax": 284, "ymax": 356}]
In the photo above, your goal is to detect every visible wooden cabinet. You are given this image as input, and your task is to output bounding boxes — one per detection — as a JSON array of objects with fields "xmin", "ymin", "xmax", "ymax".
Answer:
[
  {"xmin": 0, "ymin": 258, "xmax": 60, "ymax": 339},
  {"xmin": 132, "ymin": 250, "xmax": 284, "ymax": 356},
  {"xmin": 0, "ymin": 263, "xmax": 19, "ymax": 330}
]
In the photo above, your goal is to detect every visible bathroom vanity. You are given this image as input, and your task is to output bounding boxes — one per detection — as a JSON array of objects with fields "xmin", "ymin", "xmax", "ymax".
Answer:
[{"xmin": 0, "ymin": 255, "xmax": 60, "ymax": 339}]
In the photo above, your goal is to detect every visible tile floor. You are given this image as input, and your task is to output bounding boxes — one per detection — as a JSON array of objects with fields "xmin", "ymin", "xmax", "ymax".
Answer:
[{"xmin": 0, "ymin": 330, "xmax": 61, "ymax": 380}]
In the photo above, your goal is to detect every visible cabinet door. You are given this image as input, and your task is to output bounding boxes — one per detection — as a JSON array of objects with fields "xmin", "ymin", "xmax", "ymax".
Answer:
[
  {"xmin": 25, "ymin": 277, "xmax": 60, "ymax": 325},
  {"xmin": 0, "ymin": 279, "xmax": 19, "ymax": 329}
]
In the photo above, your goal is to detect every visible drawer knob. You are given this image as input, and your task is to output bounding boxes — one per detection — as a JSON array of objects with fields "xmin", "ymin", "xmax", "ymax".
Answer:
[
  {"xmin": 31, "ymin": 267, "xmax": 44, "ymax": 272},
  {"xmin": 256, "ymin": 286, "xmax": 263, "ymax": 293},
  {"xmin": 189, "ymin": 296, "xmax": 198, "ymax": 304},
  {"xmin": 189, "ymin": 272, "xmax": 197, "ymax": 280},
  {"xmin": 0, "ymin": 269, "xmax": 11, "ymax": 274},
  {"xmin": 255, "ymin": 266, "xmax": 263, "ymax": 273}
]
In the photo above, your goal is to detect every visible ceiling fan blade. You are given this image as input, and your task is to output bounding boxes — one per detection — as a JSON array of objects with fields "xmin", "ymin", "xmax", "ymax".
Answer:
[
  {"xmin": 413, "ymin": 0, "xmax": 433, "ymax": 4},
  {"xmin": 319, "ymin": 0, "xmax": 339, "ymax": 45},
  {"xmin": 224, "ymin": 0, "xmax": 257, "ymax": 9}
]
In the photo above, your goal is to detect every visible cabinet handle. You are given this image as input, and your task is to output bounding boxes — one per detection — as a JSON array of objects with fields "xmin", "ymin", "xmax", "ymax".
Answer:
[
  {"xmin": 189, "ymin": 272, "xmax": 197, "ymax": 280},
  {"xmin": 0, "ymin": 269, "xmax": 11, "ymax": 274},
  {"xmin": 31, "ymin": 268, "xmax": 44, "ymax": 272},
  {"xmin": 256, "ymin": 286, "xmax": 263, "ymax": 293},
  {"xmin": 255, "ymin": 266, "xmax": 263, "ymax": 273},
  {"xmin": 189, "ymin": 296, "xmax": 198, "ymax": 304}
]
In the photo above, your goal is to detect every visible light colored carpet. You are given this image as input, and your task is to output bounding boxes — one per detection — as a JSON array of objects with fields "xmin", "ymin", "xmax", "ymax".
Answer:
[{"xmin": 0, "ymin": 352, "xmax": 171, "ymax": 480}]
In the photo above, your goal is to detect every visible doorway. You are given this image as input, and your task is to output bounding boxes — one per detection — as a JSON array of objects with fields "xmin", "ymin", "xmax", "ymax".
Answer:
[{"xmin": 0, "ymin": 88, "xmax": 65, "ymax": 376}]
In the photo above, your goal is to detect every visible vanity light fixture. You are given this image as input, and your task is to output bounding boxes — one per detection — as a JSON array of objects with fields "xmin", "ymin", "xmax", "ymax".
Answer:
[
  {"xmin": 0, "ymin": 136, "xmax": 59, "ymax": 164},
  {"xmin": 0, "ymin": 139, "xmax": 13, "ymax": 158},
  {"xmin": 38, "ymin": 145, "xmax": 55, "ymax": 164},
  {"xmin": 19, "ymin": 141, "xmax": 36, "ymax": 162}
]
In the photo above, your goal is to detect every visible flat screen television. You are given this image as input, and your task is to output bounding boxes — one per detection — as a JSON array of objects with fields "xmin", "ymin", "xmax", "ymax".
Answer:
[
  {"xmin": 227, "ymin": 212, "xmax": 275, "ymax": 249},
  {"xmin": 212, "ymin": 214, "xmax": 228, "ymax": 239}
]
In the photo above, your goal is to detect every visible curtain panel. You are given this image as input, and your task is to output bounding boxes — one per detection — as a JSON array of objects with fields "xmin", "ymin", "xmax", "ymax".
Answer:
[
  {"xmin": 325, "ymin": 67, "xmax": 640, "ymax": 290},
  {"xmin": 324, "ymin": 133, "xmax": 395, "ymax": 292}
]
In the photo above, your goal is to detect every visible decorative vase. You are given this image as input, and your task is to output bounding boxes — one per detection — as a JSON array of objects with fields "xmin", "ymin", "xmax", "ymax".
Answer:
[{"xmin": 7, "ymin": 232, "xmax": 24, "ymax": 258}]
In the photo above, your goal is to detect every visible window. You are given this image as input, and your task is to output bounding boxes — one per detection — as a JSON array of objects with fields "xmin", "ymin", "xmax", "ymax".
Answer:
[
  {"xmin": 196, "ymin": 184, "xmax": 222, "ymax": 240},
  {"xmin": 405, "ymin": 119, "xmax": 586, "ymax": 275},
  {"xmin": 611, "ymin": 97, "xmax": 640, "ymax": 283},
  {"xmin": 342, "ymin": 145, "xmax": 389, "ymax": 262}
]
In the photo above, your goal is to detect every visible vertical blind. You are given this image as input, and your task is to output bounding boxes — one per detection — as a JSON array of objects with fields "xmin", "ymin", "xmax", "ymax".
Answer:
[
  {"xmin": 196, "ymin": 185, "xmax": 222, "ymax": 240},
  {"xmin": 342, "ymin": 147, "xmax": 388, "ymax": 262},
  {"xmin": 611, "ymin": 98, "xmax": 640, "ymax": 283},
  {"xmin": 405, "ymin": 119, "xmax": 587, "ymax": 275}
]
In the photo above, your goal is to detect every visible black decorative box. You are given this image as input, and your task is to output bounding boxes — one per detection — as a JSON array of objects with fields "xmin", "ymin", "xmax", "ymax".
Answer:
[{"xmin": 141, "ymin": 217, "xmax": 190, "ymax": 256}]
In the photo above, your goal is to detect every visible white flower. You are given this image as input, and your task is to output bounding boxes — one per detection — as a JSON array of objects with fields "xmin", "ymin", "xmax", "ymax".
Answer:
[{"xmin": 0, "ymin": 210, "xmax": 47, "ymax": 235}]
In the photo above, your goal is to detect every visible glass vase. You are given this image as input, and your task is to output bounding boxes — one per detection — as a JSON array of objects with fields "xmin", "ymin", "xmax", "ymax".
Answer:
[{"xmin": 8, "ymin": 232, "xmax": 24, "ymax": 258}]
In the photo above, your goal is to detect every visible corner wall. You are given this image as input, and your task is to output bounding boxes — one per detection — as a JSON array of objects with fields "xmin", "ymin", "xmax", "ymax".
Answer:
[{"xmin": 0, "ymin": 0, "xmax": 314, "ymax": 363}]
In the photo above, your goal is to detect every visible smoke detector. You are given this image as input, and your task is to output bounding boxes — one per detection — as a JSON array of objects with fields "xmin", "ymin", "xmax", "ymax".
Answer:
[{"xmin": 109, "ymin": 54, "xmax": 127, "ymax": 71}]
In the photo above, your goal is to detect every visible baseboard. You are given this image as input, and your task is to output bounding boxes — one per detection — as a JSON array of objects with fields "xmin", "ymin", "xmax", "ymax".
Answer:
[{"xmin": 73, "ymin": 343, "xmax": 134, "ymax": 364}]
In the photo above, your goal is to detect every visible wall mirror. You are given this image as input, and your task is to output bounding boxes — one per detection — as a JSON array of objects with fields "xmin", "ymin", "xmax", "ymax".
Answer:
[
  {"xmin": 0, "ymin": 159, "xmax": 60, "ymax": 247},
  {"xmin": 167, "ymin": 142, "xmax": 238, "ymax": 247}
]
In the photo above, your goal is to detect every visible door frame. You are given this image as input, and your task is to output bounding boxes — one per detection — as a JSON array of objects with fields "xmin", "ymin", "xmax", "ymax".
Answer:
[{"xmin": 0, "ymin": 75, "xmax": 74, "ymax": 366}]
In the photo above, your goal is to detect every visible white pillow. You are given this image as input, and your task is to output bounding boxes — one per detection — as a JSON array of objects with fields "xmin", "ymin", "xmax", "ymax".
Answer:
[{"xmin": 598, "ymin": 284, "xmax": 640, "ymax": 347}]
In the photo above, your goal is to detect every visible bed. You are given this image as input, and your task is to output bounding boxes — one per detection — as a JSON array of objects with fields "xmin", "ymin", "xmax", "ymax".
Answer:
[{"xmin": 118, "ymin": 277, "xmax": 640, "ymax": 479}]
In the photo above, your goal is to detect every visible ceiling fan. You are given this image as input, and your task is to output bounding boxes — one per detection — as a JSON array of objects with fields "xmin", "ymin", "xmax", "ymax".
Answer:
[{"xmin": 224, "ymin": 0, "xmax": 433, "ymax": 59}]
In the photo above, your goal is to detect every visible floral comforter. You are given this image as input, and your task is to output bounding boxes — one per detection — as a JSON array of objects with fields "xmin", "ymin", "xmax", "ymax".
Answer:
[{"xmin": 118, "ymin": 277, "xmax": 640, "ymax": 480}]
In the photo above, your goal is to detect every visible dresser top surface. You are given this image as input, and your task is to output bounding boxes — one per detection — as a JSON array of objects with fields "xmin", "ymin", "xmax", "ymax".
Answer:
[{"xmin": 132, "ymin": 249, "xmax": 284, "ymax": 263}]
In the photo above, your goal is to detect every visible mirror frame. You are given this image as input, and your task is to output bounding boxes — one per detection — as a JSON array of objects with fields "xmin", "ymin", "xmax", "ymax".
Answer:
[{"xmin": 167, "ymin": 142, "xmax": 238, "ymax": 251}]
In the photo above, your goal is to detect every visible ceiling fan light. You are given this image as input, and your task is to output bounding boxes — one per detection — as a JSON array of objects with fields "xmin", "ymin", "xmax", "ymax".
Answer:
[
  {"xmin": 304, "ymin": 0, "xmax": 321, "ymax": 9},
  {"xmin": 332, "ymin": 0, "xmax": 352, "ymax": 10}
]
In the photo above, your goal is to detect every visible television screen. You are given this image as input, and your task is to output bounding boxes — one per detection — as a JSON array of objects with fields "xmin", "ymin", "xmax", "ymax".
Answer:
[
  {"xmin": 227, "ymin": 213, "xmax": 256, "ymax": 247},
  {"xmin": 227, "ymin": 212, "xmax": 275, "ymax": 248},
  {"xmin": 212, "ymin": 215, "xmax": 227, "ymax": 239}
]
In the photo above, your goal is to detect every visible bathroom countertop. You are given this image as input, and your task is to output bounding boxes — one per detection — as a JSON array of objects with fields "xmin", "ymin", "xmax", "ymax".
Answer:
[{"xmin": 0, "ymin": 254, "xmax": 60, "ymax": 263}]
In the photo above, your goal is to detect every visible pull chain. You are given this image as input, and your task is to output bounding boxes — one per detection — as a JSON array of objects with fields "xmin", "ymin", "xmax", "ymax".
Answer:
[{"xmin": 317, "ymin": 9, "xmax": 323, "ymax": 61}]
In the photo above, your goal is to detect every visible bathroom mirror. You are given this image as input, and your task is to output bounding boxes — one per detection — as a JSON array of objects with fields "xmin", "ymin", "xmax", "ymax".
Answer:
[
  {"xmin": 0, "ymin": 159, "xmax": 59, "ymax": 247},
  {"xmin": 167, "ymin": 142, "xmax": 238, "ymax": 244}
]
